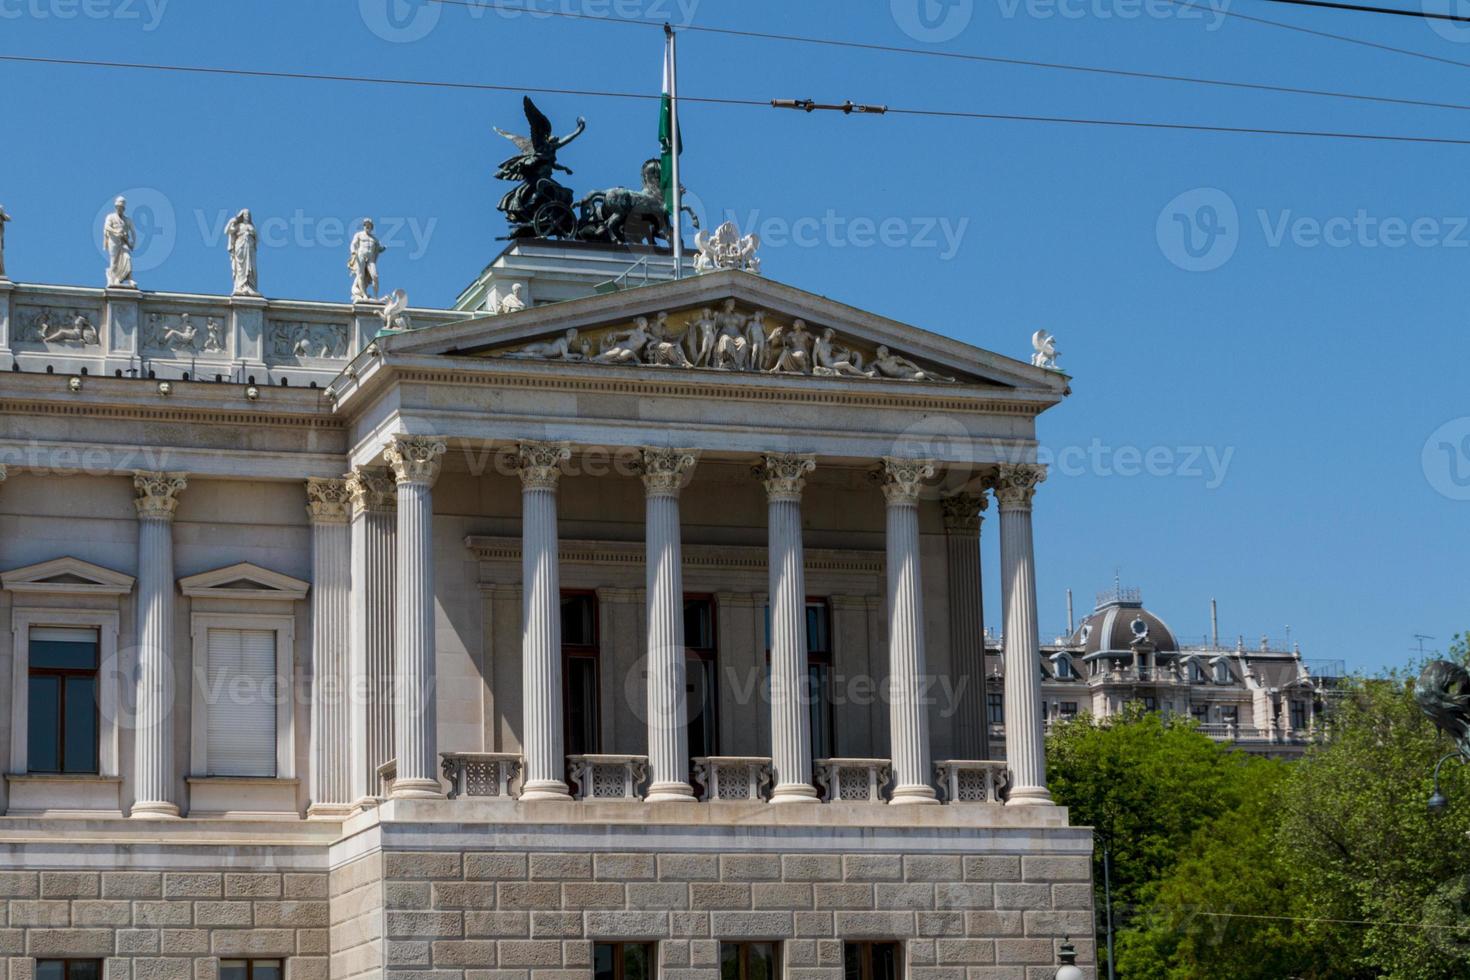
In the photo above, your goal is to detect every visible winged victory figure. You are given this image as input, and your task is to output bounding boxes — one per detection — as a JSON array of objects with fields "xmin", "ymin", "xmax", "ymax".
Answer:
[
  {"xmin": 1415, "ymin": 660, "xmax": 1470, "ymax": 761},
  {"xmin": 493, "ymin": 96, "xmax": 586, "ymax": 239}
]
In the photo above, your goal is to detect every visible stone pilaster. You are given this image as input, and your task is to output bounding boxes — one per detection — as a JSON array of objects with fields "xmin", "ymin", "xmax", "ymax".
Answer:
[
  {"xmin": 638, "ymin": 448, "xmax": 700, "ymax": 803},
  {"xmin": 942, "ymin": 491, "xmax": 989, "ymax": 761},
  {"xmin": 877, "ymin": 458, "xmax": 939, "ymax": 805},
  {"xmin": 516, "ymin": 442, "xmax": 573, "ymax": 802},
  {"xmin": 755, "ymin": 453, "xmax": 819, "ymax": 804},
  {"xmin": 991, "ymin": 463, "xmax": 1052, "ymax": 806},
  {"xmin": 131, "ymin": 471, "xmax": 187, "ymax": 819},
  {"xmin": 306, "ymin": 477, "xmax": 352, "ymax": 817},
  {"xmin": 346, "ymin": 466, "xmax": 397, "ymax": 802},
  {"xmin": 384, "ymin": 435, "xmax": 447, "ymax": 799}
]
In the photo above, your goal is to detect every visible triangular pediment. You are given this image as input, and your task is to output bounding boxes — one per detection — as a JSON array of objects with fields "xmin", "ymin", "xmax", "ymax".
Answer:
[
  {"xmin": 178, "ymin": 562, "xmax": 310, "ymax": 601},
  {"xmin": 2, "ymin": 556, "xmax": 136, "ymax": 596},
  {"xmin": 382, "ymin": 270, "xmax": 1067, "ymax": 394}
]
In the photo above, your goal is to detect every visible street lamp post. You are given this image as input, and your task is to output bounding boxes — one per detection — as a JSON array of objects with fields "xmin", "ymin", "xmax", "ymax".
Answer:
[{"xmin": 1093, "ymin": 831, "xmax": 1116, "ymax": 980}]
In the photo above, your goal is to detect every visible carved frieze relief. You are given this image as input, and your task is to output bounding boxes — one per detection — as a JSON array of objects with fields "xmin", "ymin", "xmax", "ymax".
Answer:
[
  {"xmin": 143, "ymin": 312, "xmax": 228, "ymax": 356},
  {"xmin": 13, "ymin": 304, "xmax": 103, "ymax": 348},
  {"xmin": 267, "ymin": 319, "xmax": 349, "ymax": 362}
]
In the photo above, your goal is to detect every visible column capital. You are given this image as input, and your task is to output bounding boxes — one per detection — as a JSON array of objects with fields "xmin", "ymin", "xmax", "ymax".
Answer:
[
  {"xmin": 754, "ymin": 453, "xmax": 816, "ymax": 502},
  {"xmin": 345, "ymin": 466, "xmax": 396, "ymax": 515},
  {"xmin": 306, "ymin": 477, "xmax": 352, "ymax": 524},
  {"xmin": 133, "ymin": 471, "xmax": 188, "ymax": 520},
  {"xmin": 515, "ymin": 442, "xmax": 571, "ymax": 491},
  {"xmin": 384, "ymin": 435, "xmax": 447, "ymax": 486},
  {"xmin": 638, "ymin": 448, "xmax": 699, "ymax": 497},
  {"xmin": 941, "ymin": 491, "xmax": 988, "ymax": 532},
  {"xmin": 875, "ymin": 457, "xmax": 935, "ymax": 506},
  {"xmin": 988, "ymin": 463, "xmax": 1047, "ymax": 510}
]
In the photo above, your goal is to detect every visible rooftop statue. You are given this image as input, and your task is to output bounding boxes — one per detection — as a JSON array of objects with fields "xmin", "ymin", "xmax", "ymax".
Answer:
[
  {"xmin": 1415, "ymin": 660, "xmax": 1470, "ymax": 761},
  {"xmin": 577, "ymin": 158, "xmax": 698, "ymax": 247},
  {"xmin": 694, "ymin": 220, "xmax": 761, "ymax": 274},
  {"xmin": 1031, "ymin": 329, "xmax": 1060, "ymax": 370},
  {"xmin": 494, "ymin": 97, "xmax": 586, "ymax": 240}
]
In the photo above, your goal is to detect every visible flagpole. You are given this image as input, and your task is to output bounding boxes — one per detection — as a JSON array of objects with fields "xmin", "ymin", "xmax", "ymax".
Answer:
[{"xmin": 666, "ymin": 23, "xmax": 683, "ymax": 280}]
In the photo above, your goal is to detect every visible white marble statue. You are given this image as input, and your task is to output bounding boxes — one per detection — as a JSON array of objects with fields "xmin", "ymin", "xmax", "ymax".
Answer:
[
  {"xmin": 871, "ymin": 345, "xmax": 954, "ymax": 383},
  {"xmin": 203, "ymin": 317, "xmax": 225, "ymax": 353},
  {"xmin": 593, "ymin": 318, "xmax": 652, "ymax": 364},
  {"xmin": 348, "ymin": 218, "xmax": 385, "ymax": 302},
  {"xmin": 380, "ymin": 289, "xmax": 413, "ymax": 331},
  {"xmin": 693, "ymin": 220, "xmax": 761, "ymax": 275},
  {"xmin": 496, "ymin": 283, "xmax": 527, "ymax": 315},
  {"xmin": 645, "ymin": 314, "xmax": 692, "ymax": 368},
  {"xmin": 505, "ymin": 328, "xmax": 583, "ymax": 360},
  {"xmin": 813, "ymin": 327, "xmax": 870, "ymax": 378},
  {"xmin": 683, "ymin": 307, "xmax": 716, "ymax": 367},
  {"xmin": 42, "ymin": 313, "xmax": 98, "ymax": 346},
  {"xmin": 0, "ymin": 204, "xmax": 11, "ymax": 279},
  {"xmin": 712, "ymin": 299, "xmax": 750, "ymax": 371},
  {"xmin": 102, "ymin": 196, "xmax": 137, "ymax": 288},
  {"xmin": 1031, "ymin": 329, "xmax": 1060, "ymax": 370},
  {"xmin": 162, "ymin": 314, "xmax": 198, "ymax": 350},
  {"xmin": 225, "ymin": 209, "xmax": 260, "ymax": 296},
  {"xmin": 745, "ymin": 311, "xmax": 769, "ymax": 372},
  {"xmin": 768, "ymin": 318, "xmax": 815, "ymax": 375}
]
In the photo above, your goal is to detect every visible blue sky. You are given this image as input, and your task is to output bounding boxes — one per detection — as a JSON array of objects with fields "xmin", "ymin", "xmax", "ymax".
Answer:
[{"xmin": 3, "ymin": 0, "xmax": 1467, "ymax": 673}]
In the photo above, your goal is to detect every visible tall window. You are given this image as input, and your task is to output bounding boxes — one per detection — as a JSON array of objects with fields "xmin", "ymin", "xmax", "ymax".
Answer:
[
  {"xmin": 986, "ymin": 691, "xmax": 1004, "ymax": 725},
  {"xmin": 594, "ymin": 942, "xmax": 655, "ymax": 980},
  {"xmin": 1190, "ymin": 703, "xmax": 1210, "ymax": 726},
  {"xmin": 1213, "ymin": 661, "xmax": 1232, "ymax": 684},
  {"xmin": 1059, "ymin": 702, "xmax": 1078, "ymax": 720},
  {"xmin": 1053, "ymin": 656, "xmax": 1072, "ymax": 680},
  {"xmin": 763, "ymin": 600, "xmax": 836, "ymax": 760},
  {"xmin": 1221, "ymin": 705, "xmax": 1239, "ymax": 727},
  {"xmin": 1289, "ymin": 700, "xmax": 1307, "ymax": 731},
  {"xmin": 205, "ymin": 628, "xmax": 279, "ymax": 777},
  {"xmin": 27, "ymin": 627, "xmax": 100, "ymax": 774},
  {"xmin": 721, "ymin": 942, "xmax": 779, "ymax": 980},
  {"xmin": 1188, "ymin": 661, "xmax": 1208, "ymax": 683},
  {"xmin": 685, "ymin": 596, "xmax": 719, "ymax": 761},
  {"xmin": 561, "ymin": 592, "xmax": 600, "ymax": 756},
  {"xmin": 220, "ymin": 961, "xmax": 283, "ymax": 980},
  {"xmin": 36, "ymin": 961, "xmax": 100, "ymax": 980},
  {"xmin": 844, "ymin": 942, "xmax": 902, "ymax": 980}
]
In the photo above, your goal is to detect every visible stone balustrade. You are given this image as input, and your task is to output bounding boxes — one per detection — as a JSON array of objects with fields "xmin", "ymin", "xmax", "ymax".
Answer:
[
  {"xmin": 691, "ymin": 756, "xmax": 774, "ymax": 801},
  {"xmin": 440, "ymin": 752, "xmax": 522, "ymax": 800},
  {"xmin": 567, "ymin": 754, "xmax": 648, "ymax": 801},
  {"xmin": 814, "ymin": 757, "xmax": 892, "ymax": 803},
  {"xmin": 934, "ymin": 760, "xmax": 1010, "ymax": 804}
]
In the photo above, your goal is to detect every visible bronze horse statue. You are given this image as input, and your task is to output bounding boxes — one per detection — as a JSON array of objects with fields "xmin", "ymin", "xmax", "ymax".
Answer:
[{"xmin": 577, "ymin": 159, "xmax": 700, "ymax": 246}]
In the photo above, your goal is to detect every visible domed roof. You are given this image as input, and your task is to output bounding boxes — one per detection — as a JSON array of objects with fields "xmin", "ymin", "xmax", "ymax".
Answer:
[{"xmin": 1071, "ymin": 586, "xmax": 1179, "ymax": 655}]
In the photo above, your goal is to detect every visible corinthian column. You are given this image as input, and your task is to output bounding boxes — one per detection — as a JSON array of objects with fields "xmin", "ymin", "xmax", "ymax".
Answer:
[
  {"xmin": 942, "ymin": 492, "xmax": 989, "ymax": 761},
  {"xmin": 516, "ymin": 442, "xmax": 573, "ymax": 802},
  {"xmin": 306, "ymin": 478, "xmax": 352, "ymax": 817},
  {"xmin": 639, "ymin": 448, "xmax": 700, "ymax": 803},
  {"xmin": 132, "ymin": 471, "xmax": 187, "ymax": 819},
  {"xmin": 383, "ymin": 435, "xmax": 447, "ymax": 799},
  {"xmin": 345, "ymin": 467, "xmax": 396, "ymax": 802},
  {"xmin": 992, "ymin": 463, "xmax": 1052, "ymax": 806},
  {"xmin": 877, "ymin": 458, "xmax": 939, "ymax": 805},
  {"xmin": 756, "ymin": 453, "xmax": 819, "ymax": 804}
]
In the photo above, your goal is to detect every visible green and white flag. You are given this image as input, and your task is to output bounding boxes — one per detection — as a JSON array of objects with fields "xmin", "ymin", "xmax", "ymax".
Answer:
[{"xmin": 659, "ymin": 35, "xmax": 680, "ymax": 217}]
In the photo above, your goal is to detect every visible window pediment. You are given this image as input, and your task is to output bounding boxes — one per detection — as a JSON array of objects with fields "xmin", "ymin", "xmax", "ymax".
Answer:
[
  {"xmin": 1, "ymin": 557, "xmax": 135, "ymax": 596},
  {"xmin": 178, "ymin": 562, "xmax": 309, "ymax": 601}
]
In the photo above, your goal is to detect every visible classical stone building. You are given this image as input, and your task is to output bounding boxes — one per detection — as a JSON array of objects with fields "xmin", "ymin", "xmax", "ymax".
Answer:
[{"xmin": 0, "ymin": 236, "xmax": 1095, "ymax": 980}]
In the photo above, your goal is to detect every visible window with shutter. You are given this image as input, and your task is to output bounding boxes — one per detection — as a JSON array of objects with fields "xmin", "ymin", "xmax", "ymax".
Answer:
[{"xmin": 205, "ymin": 628, "xmax": 279, "ymax": 777}]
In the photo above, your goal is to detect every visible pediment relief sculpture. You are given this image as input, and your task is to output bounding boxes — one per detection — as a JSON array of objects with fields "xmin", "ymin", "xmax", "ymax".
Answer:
[{"xmin": 485, "ymin": 300, "xmax": 958, "ymax": 384}]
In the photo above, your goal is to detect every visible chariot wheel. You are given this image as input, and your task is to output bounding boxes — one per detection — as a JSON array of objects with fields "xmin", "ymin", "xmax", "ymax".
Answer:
[{"xmin": 532, "ymin": 200, "xmax": 576, "ymax": 239}]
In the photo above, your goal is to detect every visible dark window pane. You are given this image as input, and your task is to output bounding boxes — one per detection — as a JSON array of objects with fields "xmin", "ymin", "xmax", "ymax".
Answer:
[
  {"xmin": 749, "ymin": 942, "xmax": 777, "ymax": 980},
  {"xmin": 30, "ymin": 638, "xmax": 99, "ymax": 671},
  {"xmin": 806, "ymin": 604, "xmax": 830, "ymax": 653},
  {"xmin": 844, "ymin": 944, "xmax": 863, "ymax": 980},
  {"xmin": 68, "ymin": 963, "xmax": 101, "ymax": 980},
  {"xmin": 593, "ymin": 944, "xmax": 617, "ymax": 980},
  {"xmin": 873, "ymin": 943, "xmax": 900, "ymax": 980},
  {"xmin": 35, "ymin": 963, "xmax": 65, "ymax": 980},
  {"xmin": 219, "ymin": 962, "xmax": 248, "ymax": 980},
  {"xmin": 566, "ymin": 656, "xmax": 599, "ymax": 755},
  {"xmin": 624, "ymin": 943, "xmax": 652, "ymax": 980},
  {"xmin": 687, "ymin": 657, "xmax": 717, "ymax": 759},
  {"xmin": 561, "ymin": 594, "xmax": 596, "ymax": 646},
  {"xmin": 252, "ymin": 961, "xmax": 283, "ymax": 980},
  {"xmin": 721, "ymin": 943, "xmax": 742, "ymax": 980},
  {"xmin": 684, "ymin": 599, "xmax": 713, "ymax": 648},
  {"xmin": 63, "ymin": 675, "xmax": 99, "ymax": 773},
  {"xmin": 809, "ymin": 663, "xmax": 833, "ymax": 760},
  {"xmin": 28, "ymin": 675, "xmax": 61, "ymax": 772}
]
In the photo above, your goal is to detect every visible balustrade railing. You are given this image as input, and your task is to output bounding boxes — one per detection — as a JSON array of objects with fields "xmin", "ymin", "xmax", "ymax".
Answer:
[
  {"xmin": 440, "ymin": 752, "xmax": 521, "ymax": 800},
  {"xmin": 691, "ymin": 756, "xmax": 773, "ymax": 802},
  {"xmin": 813, "ymin": 758, "xmax": 891, "ymax": 803},
  {"xmin": 934, "ymin": 760, "xmax": 1009, "ymax": 804},
  {"xmin": 567, "ymin": 754, "xmax": 647, "ymax": 801}
]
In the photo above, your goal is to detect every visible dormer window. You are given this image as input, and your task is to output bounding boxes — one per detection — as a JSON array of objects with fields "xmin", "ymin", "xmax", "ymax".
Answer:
[{"xmin": 1213, "ymin": 661, "xmax": 1232, "ymax": 685}]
